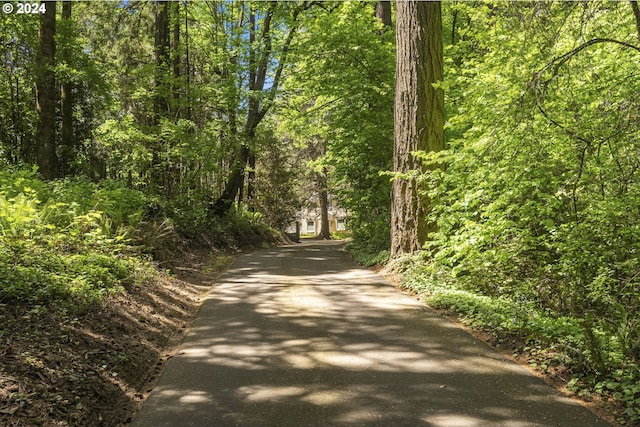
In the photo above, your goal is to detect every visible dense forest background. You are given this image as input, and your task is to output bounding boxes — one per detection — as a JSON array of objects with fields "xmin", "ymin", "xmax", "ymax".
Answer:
[{"xmin": 1, "ymin": 1, "xmax": 640, "ymax": 425}]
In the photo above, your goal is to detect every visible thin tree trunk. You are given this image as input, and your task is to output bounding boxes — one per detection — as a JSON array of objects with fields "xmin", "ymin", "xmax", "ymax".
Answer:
[
  {"xmin": 172, "ymin": 1, "xmax": 181, "ymax": 119},
  {"xmin": 154, "ymin": 0, "xmax": 170, "ymax": 121},
  {"xmin": 36, "ymin": 1, "xmax": 58, "ymax": 180},
  {"xmin": 391, "ymin": 1, "xmax": 444, "ymax": 257},
  {"xmin": 451, "ymin": 7, "xmax": 458, "ymax": 45},
  {"xmin": 245, "ymin": 6, "xmax": 257, "ymax": 208},
  {"xmin": 247, "ymin": 152, "xmax": 256, "ymax": 210},
  {"xmin": 168, "ymin": 1, "xmax": 181, "ymax": 197},
  {"xmin": 60, "ymin": 0, "xmax": 74, "ymax": 177},
  {"xmin": 152, "ymin": 0, "xmax": 170, "ymax": 192},
  {"xmin": 211, "ymin": 3, "xmax": 307, "ymax": 215},
  {"xmin": 317, "ymin": 168, "xmax": 331, "ymax": 239},
  {"xmin": 631, "ymin": 1, "xmax": 640, "ymax": 43},
  {"xmin": 14, "ymin": 75, "xmax": 29, "ymax": 162},
  {"xmin": 184, "ymin": 1, "xmax": 191, "ymax": 120},
  {"xmin": 210, "ymin": 144, "xmax": 249, "ymax": 215},
  {"xmin": 375, "ymin": 1, "xmax": 392, "ymax": 27}
]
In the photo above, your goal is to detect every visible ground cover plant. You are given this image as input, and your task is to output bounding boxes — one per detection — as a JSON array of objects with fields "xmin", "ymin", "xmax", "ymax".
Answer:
[{"xmin": 0, "ymin": 168, "xmax": 154, "ymax": 309}]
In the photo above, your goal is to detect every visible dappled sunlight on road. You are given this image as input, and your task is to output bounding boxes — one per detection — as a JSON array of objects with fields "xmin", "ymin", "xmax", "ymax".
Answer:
[{"xmin": 132, "ymin": 241, "xmax": 610, "ymax": 427}]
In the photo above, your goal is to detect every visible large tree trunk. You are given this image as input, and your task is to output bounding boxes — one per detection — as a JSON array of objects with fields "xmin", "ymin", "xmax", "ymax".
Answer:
[
  {"xmin": 60, "ymin": 0, "xmax": 74, "ymax": 177},
  {"xmin": 36, "ymin": 1, "xmax": 58, "ymax": 180},
  {"xmin": 391, "ymin": 1, "xmax": 444, "ymax": 257}
]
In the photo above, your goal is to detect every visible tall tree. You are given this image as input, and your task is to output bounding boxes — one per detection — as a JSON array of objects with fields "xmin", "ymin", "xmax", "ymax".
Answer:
[
  {"xmin": 59, "ymin": 0, "xmax": 74, "ymax": 177},
  {"xmin": 35, "ymin": 0, "xmax": 58, "ymax": 180},
  {"xmin": 211, "ymin": 2, "xmax": 307, "ymax": 215},
  {"xmin": 171, "ymin": 1, "xmax": 181, "ymax": 117},
  {"xmin": 317, "ymin": 166, "xmax": 331, "ymax": 239},
  {"xmin": 391, "ymin": 1, "xmax": 444, "ymax": 257},
  {"xmin": 154, "ymin": 0, "xmax": 170, "ymax": 122},
  {"xmin": 280, "ymin": 1, "xmax": 395, "ymax": 249},
  {"xmin": 0, "ymin": 10, "xmax": 39, "ymax": 164}
]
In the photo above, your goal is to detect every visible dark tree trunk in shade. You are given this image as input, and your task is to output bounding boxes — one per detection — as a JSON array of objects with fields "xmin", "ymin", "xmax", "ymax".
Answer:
[
  {"xmin": 318, "ymin": 168, "xmax": 331, "ymax": 239},
  {"xmin": 36, "ymin": 1, "xmax": 58, "ymax": 180},
  {"xmin": 375, "ymin": 1, "xmax": 392, "ymax": 27},
  {"xmin": 60, "ymin": 0, "xmax": 74, "ymax": 177}
]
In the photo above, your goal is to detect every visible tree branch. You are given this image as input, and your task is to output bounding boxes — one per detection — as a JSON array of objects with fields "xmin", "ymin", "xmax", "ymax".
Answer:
[{"xmin": 537, "ymin": 38, "xmax": 640, "ymax": 85}]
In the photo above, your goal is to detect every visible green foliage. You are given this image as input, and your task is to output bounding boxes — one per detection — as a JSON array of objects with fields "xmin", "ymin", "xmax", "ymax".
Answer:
[
  {"xmin": 0, "ymin": 13, "xmax": 39, "ymax": 164},
  {"xmin": 252, "ymin": 130, "xmax": 306, "ymax": 231},
  {"xmin": 345, "ymin": 240, "xmax": 390, "ymax": 267},
  {"xmin": 0, "ymin": 166, "xmax": 48, "ymax": 199},
  {"xmin": 403, "ymin": 2, "xmax": 640, "ymax": 422},
  {"xmin": 280, "ymin": 1, "xmax": 395, "ymax": 251},
  {"xmin": 192, "ymin": 207, "xmax": 276, "ymax": 251},
  {"xmin": 0, "ymin": 171, "xmax": 153, "ymax": 310},
  {"xmin": 330, "ymin": 230, "xmax": 351, "ymax": 240},
  {"xmin": 401, "ymin": 256, "xmax": 640, "ymax": 424}
]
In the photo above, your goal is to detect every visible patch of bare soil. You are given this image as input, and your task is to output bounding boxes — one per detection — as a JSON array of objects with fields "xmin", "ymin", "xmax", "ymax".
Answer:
[{"xmin": 0, "ymin": 247, "xmax": 229, "ymax": 427}]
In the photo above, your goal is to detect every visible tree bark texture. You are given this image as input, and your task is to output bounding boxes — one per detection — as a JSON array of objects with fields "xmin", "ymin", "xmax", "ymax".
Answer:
[
  {"xmin": 391, "ymin": 1, "xmax": 444, "ymax": 257},
  {"xmin": 154, "ymin": 0, "xmax": 170, "ymax": 119},
  {"xmin": 60, "ymin": 0, "xmax": 74, "ymax": 177},
  {"xmin": 172, "ymin": 1, "xmax": 181, "ymax": 117},
  {"xmin": 375, "ymin": 1, "xmax": 392, "ymax": 28},
  {"xmin": 317, "ymin": 168, "xmax": 331, "ymax": 239},
  {"xmin": 36, "ymin": 1, "xmax": 58, "ymax": 180},
  {"xmin": 151, "ymin": 0, "xmax": 170, "ymax": 193}
]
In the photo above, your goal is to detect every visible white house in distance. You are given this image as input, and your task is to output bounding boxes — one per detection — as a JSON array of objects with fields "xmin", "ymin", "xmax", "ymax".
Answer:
[{"xmin": 287, "ymin": 194, "xmax": 349, "ymax": 237}]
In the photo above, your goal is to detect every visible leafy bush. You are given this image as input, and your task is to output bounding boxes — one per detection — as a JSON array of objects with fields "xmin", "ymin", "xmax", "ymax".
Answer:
[
  {"xmin": 346, "ymin": 240, "xmax": 390, "ymax": 267},
  {"xmin": 0, "ymin": 172, "xmax": 154, "ymax": 310},
  {"xmin": 399, "ymin": 257, "xmax": 640, "ymax": 424},
  {"xmin": 0, "ymin": 166, "xmax": 48, "ymax": 199},
  {"xmin": 407, "ymin": 4, "xmax": 640, "ymax": 421}
]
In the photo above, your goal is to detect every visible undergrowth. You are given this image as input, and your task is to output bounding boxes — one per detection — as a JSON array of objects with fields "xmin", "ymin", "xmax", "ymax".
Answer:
[
  {"xmin": 0, "ymin": 167, "xmax": 279, "ymax": 312},
  {"xmin": 0, "ymin": 168, "xmax": 155, "ymax": 310},
  {"xmin": 397, "ymin": 255, "xmax": 640, "ymax": 426},
  {"xmin": 345, "ymin": 240, "xmax": 390, "ymax": 267}
]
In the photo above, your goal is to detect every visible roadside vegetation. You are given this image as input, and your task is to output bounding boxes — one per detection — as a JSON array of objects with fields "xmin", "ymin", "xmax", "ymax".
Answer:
[
  {"xmin": 0, "ymin": 169, "xmax": 277, "ymax": 311},
  {"xmin": 0, "ymin": 167, "xmax": 154, "ymax": 309},
  {"xmin": 348, "ymin": 3, "xmax": 640, "ymax": 425},
  {"xmin": 0, "ymin": 167, "xmax": 280, "ymax": 427},
  {"xmin": 0, "ymin": 166, "xmax": 278, "ymax": 310},
  {"xmin": 2, "ymin": 1, "xmax": 640, "ymax": 426}
]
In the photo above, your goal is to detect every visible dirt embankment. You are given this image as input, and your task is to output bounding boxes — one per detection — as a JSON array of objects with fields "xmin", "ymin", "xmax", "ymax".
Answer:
[{"xmin": 0, "ymin": 248, "xmax": 226, "ymax": 427}]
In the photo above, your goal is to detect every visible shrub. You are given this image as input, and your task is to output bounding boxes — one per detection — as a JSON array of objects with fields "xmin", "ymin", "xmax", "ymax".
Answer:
[{"xmin": 0, "ymin": 172, "xmax": 154, "ymax": 310}]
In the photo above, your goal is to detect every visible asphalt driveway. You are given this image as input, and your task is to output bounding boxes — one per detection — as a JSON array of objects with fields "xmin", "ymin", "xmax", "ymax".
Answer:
[{"xmin": 131, "ymin": 241, "xmax": 610, "ymax": 427}]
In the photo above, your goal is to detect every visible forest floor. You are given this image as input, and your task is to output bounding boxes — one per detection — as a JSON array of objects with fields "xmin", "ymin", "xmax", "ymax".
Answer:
[
  {"xmin": 0, "ymin": 244, "xmax": 232, "ymax": 427},
  {"xmin": 0, "ymin": 242, "xmax": 622, "ymax": 427}
]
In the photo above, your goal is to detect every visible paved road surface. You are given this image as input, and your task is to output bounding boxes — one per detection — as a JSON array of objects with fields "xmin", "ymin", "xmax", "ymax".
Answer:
[{"xmin": 131, "ymin": 241, "xmax": 610, "ymax": 427}]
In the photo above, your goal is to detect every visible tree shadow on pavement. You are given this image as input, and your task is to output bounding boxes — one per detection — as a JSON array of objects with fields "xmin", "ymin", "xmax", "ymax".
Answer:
[{"xmin": 131, "ymin": 242, "xmax": 611, "ymax": 427}]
